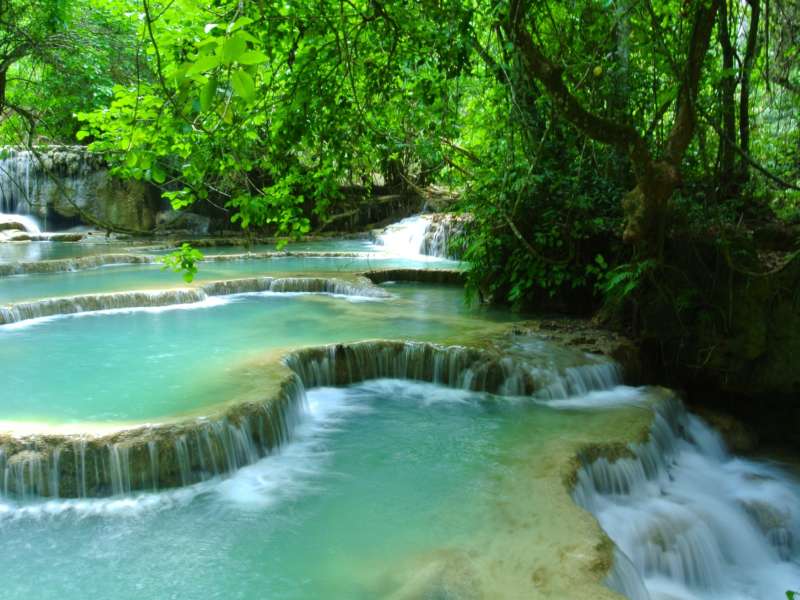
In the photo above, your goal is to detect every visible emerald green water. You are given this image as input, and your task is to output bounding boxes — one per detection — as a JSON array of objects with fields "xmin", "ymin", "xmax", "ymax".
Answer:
[
  {"xmin": 0, "ymin": 238, "xmax": 375, "ymax": 263},
  {"xmin": 0, "ymin": 230, "xmax": 633, "ymax": 598},
  {"xmin": 0, "ymin": 285, "xmax": 514, "ymax": 423},
  {"xmin": 0, "ymin": 379, "xmax": 638, "ymax": 599},
  {"xmin": 0, "ymin": 255, "xmax": 459, "ymax": 303},
  {"xmin": 0, "ymin": 241, "xmax": 136, "ymax": 263},
  {"xmin": 4, "ymin": 230, "xmax": 800, "ymax": 600},
  {"xmin": 160, "ymin": 239, "xmax": 378, "ymax": 254}
]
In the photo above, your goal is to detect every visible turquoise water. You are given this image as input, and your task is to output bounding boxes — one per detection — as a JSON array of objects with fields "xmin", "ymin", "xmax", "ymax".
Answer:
[
  {"xmin": 3, "ymin": 225, "xmax": 800, "ymax": 600},
  {"xmin": 0, "ymin": 241, "xmax": 138, "ymax": 263},
  {"xmin": 0, "ymin": 238, "xmax": 375, "ymax": 263},
  {"xmin": 0, "ymin": 255, "xmax": 460, "ymax": 303},
  {"xmin": 0, "ymin": 285, "xmax": 515, "ymax": 423},
  {"xmin": 0, "ymin": 379, "xmax": 617, "ymax": 599},
  {"xmin": 168, "ymin": 239, "xmax": 378, "ymax": 254}
]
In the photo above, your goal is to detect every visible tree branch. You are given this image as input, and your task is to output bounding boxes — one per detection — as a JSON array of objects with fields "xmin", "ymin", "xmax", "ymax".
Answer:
[
  {"xmin": 664, "ymin": 0, "xmax": 720, "ymax": 166},
  {"xmin": 504, "ymin": 0, "xmax": 653, "ymax": 181}
]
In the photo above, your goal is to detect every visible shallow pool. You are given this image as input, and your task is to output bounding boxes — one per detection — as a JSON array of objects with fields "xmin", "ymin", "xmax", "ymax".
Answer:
[
  {"xmin": 0, "ymin": 255, "xmax": 461, "ymax": 303},
  {"xmin": 0, "ymin": 379, "xmax": 642, "ymax": 600},
  {"xmin": 0, "ymin": 285, "xmax": 515, "ymax": 423}
]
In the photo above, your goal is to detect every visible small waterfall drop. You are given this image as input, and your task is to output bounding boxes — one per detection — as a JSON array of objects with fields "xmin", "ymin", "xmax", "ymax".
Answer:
[
  {"xmin": 376, "ymin": 214, "xmax": 467, "ymax": 259},
  {"xmin": 0, "ymin": 148, "xmax": 35, "ymax": 216},
  {"xmin": 0, "ymin": 147, "xmax": 98, "ymax": 216},
  {"xmin": 0, "ymin": 213, "xmax": 41, "ymax": 234},
  {"xmin": 0, "ymin": 276, "xmax": 390, "ymax": 326},
  {"xmin": 375, "ymin": 215, "xmax": 434, "ymax": 257},
  {"xmin": 573, "ymin": 399, "xmax": 800, "ymax": 600}
]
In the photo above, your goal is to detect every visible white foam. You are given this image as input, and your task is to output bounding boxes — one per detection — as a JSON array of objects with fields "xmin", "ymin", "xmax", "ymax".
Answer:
[
  {"xmin": 577, "ymin": 407, "xmax": 800, "ymax": 600},
  {"xmin": 536, "ymin": 385, "xmax": 647, "ymax": 409},
  {"xmin": 0, "ymin": 213, "xmax": 41, "ymax": 234},
  {"xmin": 0, "ymin": 297, "xmax": 230, "ymax": 330},
  {"xmin": 374, "ymin": 215, "xmax": 437, "ymax": 259}
]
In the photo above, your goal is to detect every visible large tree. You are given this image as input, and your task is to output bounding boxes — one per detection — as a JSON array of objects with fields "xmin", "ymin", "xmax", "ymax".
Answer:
[{"xmin": 502, "ymin": 0, "xmax": 721, "ymax": 254}]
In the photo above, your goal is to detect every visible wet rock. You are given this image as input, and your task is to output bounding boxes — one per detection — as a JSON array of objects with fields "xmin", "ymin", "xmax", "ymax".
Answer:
[
  {"xmin": 691, "ymin": 407, "xmax": 758, "ymax": 453},
  {"xmin": 1, "ymin": 146, "xmax": 159, "ymax": 231},
  {"xmin": 46, "ymin": 232, "xmax": 84, "ymax": 242},
  {"xmin": 0, "ymin": 217, "xmax": 28, "ymax": 232},
  {"xmin": 363, "ymin": 268, "xmax": 465, "ymax": 285},
  {"xmin": 511, "ymin": 319, "xmax": 642, "ymax": 384},
  {"xmin": 156, "ymin": 210, "xmax": 211, "ymax": 235}
]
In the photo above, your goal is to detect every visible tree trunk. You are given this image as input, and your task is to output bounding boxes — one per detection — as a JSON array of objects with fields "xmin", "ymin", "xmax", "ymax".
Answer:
[
  {"xmin": 717, "ymin": 0, "xmax": 737, "ymax": 193},
  {"xmin": 739, "ymin": 0, "xmax": 761, "ymax": 182},
  {"xmin": 504, "ymin": 0, "xmax": 720, "ymax": 254}
]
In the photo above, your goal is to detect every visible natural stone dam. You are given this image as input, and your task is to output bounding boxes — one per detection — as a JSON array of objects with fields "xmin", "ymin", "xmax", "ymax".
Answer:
[{"xmin": 1, "ymin": 217, "xmax": 798, "ymax": 600}]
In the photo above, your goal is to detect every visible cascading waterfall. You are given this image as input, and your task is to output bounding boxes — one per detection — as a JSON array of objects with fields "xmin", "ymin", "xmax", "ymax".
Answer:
[
  {"xmin": 375, "ymin": 213, "xmax": 467, "ymax": 259},
  {"xmin": 4, "ymin": 324, "xmax": 797, "ymax": 600},
  {"xmin": 0, "ymin": 289, "xmax": 210, "ymax": 324},
  {"xmin": 0, "ymin": 276, "xmax": 391, "ymax": 325},
  {"xmin": 0, "ymin": 148, "xmax": 36, "ymax": 216},
  {"xmin": 420, "ymin": 214, "xmax": 468, "ymax": 259},
  {"xmin": 0, "ymin": 253, "xmax": 153, "ymax": 277},
  {"xmin": 573, "ymin": 397, "xmax": 800, "ymax": 600},
  {"xmin": 375, "ymin": 215, "xmax": 433, "ymax": 257},
  {"xmin": 286, "ymin": 340, "xmax": 546, "ymax": 395},
  {"xmin": 0, "ymin": 146, "xmax": 101, "ymax": 225},
  {"xmin": 0, "ymin": 340, "xmax": 622, "ymax": 499},
  {"xmin": 0, "ymin": 213, "xmax": 41, "ymax": 235},
  {"xmin": 0, "ymin": 375, "xmax": 306, "ymax": 499},
  {"xmin": 0, "ymin": 250, "xmax": 377, "ymax": 277}
]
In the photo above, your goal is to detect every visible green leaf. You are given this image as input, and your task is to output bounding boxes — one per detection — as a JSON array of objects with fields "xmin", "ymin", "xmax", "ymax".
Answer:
[
  {"xmin": 186, "ymin": 54, "xmax": 219, "ymax": 77},
  {"xmin": 237, "ymin": 50, "xmax": 267, "ymax": 65},
  {"xmin": 222, "ymin": 33, "xmax": 247, "ymax": 65},
  {"xmin": 200, "ymin": 76, "xmax": 217, "ymax": 111},
  {"xmin": 75, "ymin": 130, "xmax": 90, "ymax": 141},
  {"xmin": 231, "ymin": 69, "xmax": 255, "ymax": 102},
  {"xmin": 152, "ymin": 164, "xmax": 166, "ymax": 184},
  {"xmin": 228, "ymin": 16, "xmax": 253, "ymax": 32}
]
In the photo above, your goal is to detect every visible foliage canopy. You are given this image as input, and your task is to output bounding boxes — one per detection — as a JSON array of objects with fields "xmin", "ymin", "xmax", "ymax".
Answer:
[{"xmin": 1, "ymin": 0, "xmax": 798, "ymax": 304}]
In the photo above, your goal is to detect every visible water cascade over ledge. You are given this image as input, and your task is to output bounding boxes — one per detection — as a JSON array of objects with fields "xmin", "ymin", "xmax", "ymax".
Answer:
[
  {"xmin": 0, "ymin": 250, "xmax": 381, "ymax": 277},
  {"xmin": 0, "ymin": 276, "xmax": 391, "ymax": 325},
  {"xmin": 574, "ymin": 397, "xmax": 800, "ymax": 599},
  {"xmin": 0, "ymin": 339, "xmax": 617, "ymax": 499},
  {"xmin": 375, "ymin": 214, "xmax": 467, "ymax": 259}
]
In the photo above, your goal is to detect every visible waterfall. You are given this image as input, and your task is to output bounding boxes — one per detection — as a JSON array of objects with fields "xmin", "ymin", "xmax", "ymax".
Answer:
[
  {"xmin": 285, "ymin": 340, "xmax": 536, "ymax": 394},
  {"xmin": 0, "ymin": 289, "xmax": 209, "ymax": 324},
  {"xmin": 420, "ymin": 214, "xmax": 468, "ymax": 259},
  {"xmin": 376, "ymin": 214, "xmax": 467, "ymax": 259},
  {"xmin": 0, "ymin": 213, "xmax": 41, "ymax": 235},
  {"xmin": 573, "ymin": 398, "xmax": 800, "ymax": 599},
  {"xmin": 0, "ymin": 276, "xmax": 390, "ymax": 325},
  {"xmin": 0, "ymin": 334, "xmax": 639, "ymax": 506},
  {"xmin": 375, "ymin": 215, "xmax": 433, "ymax": 257},
  {"xmin": 201, "ymin": 276, "xmax": 390, "ymax": 299},
  {"xmin": 0, "ymin": 374, "xmax": 306, "ymax": 499},
  {"xmin": 0, "ymin": 147, "xmax": 100, "ymax": 232},
  {"xmin": 0, "ymin": 253, "xmax": 154, "ymax": 277},
  {"xmin": 0, "ymin": 340, "xmax": 620, "ymax": 499},
  {"xmin": 0, "ymin": 148, "xmax": 37, "ymax": 216},
  {"xmin": 0, "ymin": 251, "xmax": 377, "ymax": 277}
]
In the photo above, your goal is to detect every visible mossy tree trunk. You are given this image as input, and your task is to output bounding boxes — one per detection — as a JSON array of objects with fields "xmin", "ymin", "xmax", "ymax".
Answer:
[{"xmin": 503, "ymin": 0, "xmax": 720, "ymax": 256}]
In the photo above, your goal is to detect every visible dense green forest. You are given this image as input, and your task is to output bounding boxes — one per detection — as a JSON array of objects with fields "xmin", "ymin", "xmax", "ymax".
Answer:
[
  {"xmin": 3, "ymin": 4, "xmax": 800, "ymax": 596},
  {"xmin": 2, "ymin": 0, "xmax": 798, "ymax": 326}
]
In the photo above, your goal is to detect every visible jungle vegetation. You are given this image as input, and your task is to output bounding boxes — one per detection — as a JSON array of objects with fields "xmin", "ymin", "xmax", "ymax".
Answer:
[{"xmin": 1, "ymin": 0, "xmax": 798, "ymax": 309}]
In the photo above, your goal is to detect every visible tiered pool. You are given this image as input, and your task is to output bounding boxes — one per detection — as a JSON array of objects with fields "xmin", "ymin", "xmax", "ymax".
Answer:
[{"xmin": 1, "ymin": 217, "xmax": 799, "ymax": 600}]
